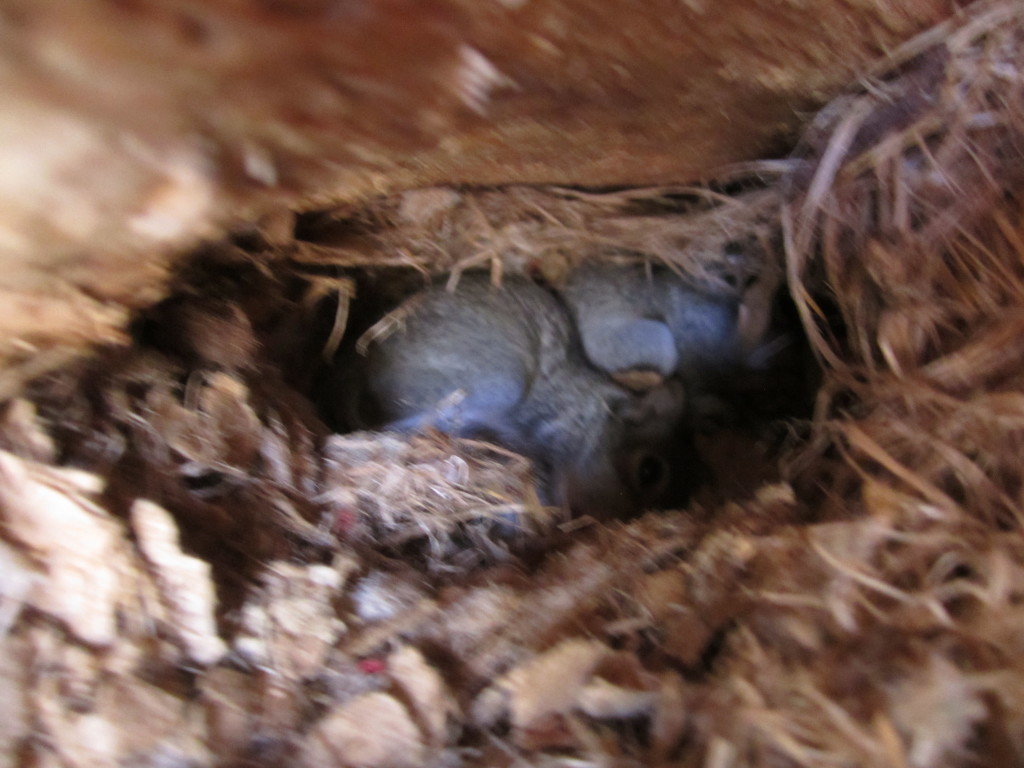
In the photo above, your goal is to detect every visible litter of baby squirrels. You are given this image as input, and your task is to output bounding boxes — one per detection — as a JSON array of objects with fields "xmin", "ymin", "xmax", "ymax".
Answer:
[{"xmin": 3, "ymin": 2, "xmax": 1024, "ymax": 766}]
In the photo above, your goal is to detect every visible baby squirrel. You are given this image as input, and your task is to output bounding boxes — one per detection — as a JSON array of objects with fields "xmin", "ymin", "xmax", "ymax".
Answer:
[
  {"xmin": 563, "ymin": 257, "xmax": 806, "ymax": 429},
  {"xmin": 337, "ymin": 273, "xmax": 698, "ymax": 518},
  {"xmin": 562, "ymin": 259, "xmax": 743, "ymax": 384}
]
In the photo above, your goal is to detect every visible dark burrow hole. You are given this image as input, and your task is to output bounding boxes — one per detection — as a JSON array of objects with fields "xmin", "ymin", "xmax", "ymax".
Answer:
[
  {"xmin": 313, "ymin": 262, "xmax": 820, "ymax": 518},
  {"xmin": 9, "ymin": 185, "xmax": 824, "ymax": 597}
]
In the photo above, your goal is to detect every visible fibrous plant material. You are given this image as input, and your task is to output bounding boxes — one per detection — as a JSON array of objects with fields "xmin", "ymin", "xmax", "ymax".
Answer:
[
  {"xmin": 0, "ymin": 178, "xmax": 795, "ymax": 767},
  {"xmin": 0, "ymin": 0, "xmax": 954, "ymax": 401},
  {"xmin": 777, "ymin": 0, "xmax": 1024, "ymax": 763},
  {"xmin": 786, "ymin": 0, "xmax": 1024, "ymax": 523},
  {"xmin": 290, "ymin": 177, "xmax": 784, "ymax": 289},
  {"xmin": 3, "ymin": 3, "xmax": 1024, "ymax": 767}
]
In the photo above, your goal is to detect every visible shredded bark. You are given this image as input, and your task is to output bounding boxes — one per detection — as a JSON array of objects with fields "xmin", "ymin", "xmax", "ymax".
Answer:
[{"xmin": 2, "ymin": 3, "xmax": 1024, "ymax": 767}]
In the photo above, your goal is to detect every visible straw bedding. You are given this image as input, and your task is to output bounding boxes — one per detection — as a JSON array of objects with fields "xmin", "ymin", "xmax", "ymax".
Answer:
[{"xmin": 1, "ymin": 3, "xmax": 1023, "ymax": 766}]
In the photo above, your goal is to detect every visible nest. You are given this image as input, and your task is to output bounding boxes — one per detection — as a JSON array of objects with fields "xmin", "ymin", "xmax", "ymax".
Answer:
[{"xmin": 2, "ymin": 2, "xmax": 1024, "ymax": 767}]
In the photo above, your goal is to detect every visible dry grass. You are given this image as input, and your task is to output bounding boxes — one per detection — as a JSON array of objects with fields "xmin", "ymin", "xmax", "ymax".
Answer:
[
  {"xmin": 2, "ymin": 3, "xmax": 1024, "ymax": 767},
  {"xmin": 288, "ymin": 175, "xmax": 784, "ymax": 291}
]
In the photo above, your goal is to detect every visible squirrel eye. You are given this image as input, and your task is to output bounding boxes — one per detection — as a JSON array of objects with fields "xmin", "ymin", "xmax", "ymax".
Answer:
[{"xmin": 632, "ymin": 453, "xmax": 668, "ymax": 492}]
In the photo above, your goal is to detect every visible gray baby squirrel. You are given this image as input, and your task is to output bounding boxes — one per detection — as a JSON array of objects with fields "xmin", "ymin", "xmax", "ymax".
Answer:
[
  {"xmin": 562, "ymin": 257, "xmax": 808, "ymax": 430},
  {"xmin": 338, "ymin": 273, "xmax": 698, "ymax": 518},
  {"xmin": 562, "ymin": 259, "xmax": 744, "ymax": 384}
]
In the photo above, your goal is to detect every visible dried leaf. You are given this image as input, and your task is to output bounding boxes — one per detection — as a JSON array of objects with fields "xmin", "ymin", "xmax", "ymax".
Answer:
[
  {"xmin": 889, "ymin": 657, "xmax": 986, "ymax": 768},
  {"xmin": 577, "ymin": 678, "xmax": 657, "ymax": 719},
  {"xmin": 388, "ymin": 645, "xmax": 458, "ymax": 746},
  {"xmin": 0, "ymin": 397, "xmax": 56, "ymax": 462},
  {"xmin": 234, "ymin": 560, "xmax": 346, "ymax": 679},
  {"xmin": 0, "ymin": 538, "xmax": 40, "ymax": 634},
  {"xmin": 131, "ymin": 499, "xmax": 226, "ymax": 665},
  {"xmin": 303, "ymin": 692, "xmax": 425, "ymax": 768},
  {"xmin": 0, "ymin": 451, "xmax": 127, "ymax": 646},
  {"xmin": 485, "ymin": 639, "xmax": 607, "ymax": 731}
]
